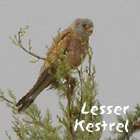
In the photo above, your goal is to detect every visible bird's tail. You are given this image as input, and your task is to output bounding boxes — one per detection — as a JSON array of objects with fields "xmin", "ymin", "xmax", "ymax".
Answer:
[
  {"xmin": 16, "ymin": 69, "xmax": 57, "ymax": 113},
  {"xmin": 16, "ymin": 90, "xmax": 40, "ymax": 113}
]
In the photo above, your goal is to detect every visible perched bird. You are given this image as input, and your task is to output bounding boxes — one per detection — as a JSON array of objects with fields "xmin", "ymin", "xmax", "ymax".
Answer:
[{"xmin": 16, "ymin": 18, "xmax": 93, "ymax": 112}]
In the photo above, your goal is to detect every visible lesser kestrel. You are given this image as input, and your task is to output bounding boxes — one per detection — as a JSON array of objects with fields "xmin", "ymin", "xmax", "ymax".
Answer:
[{"xmin": 16, "ymin": 18, "xmax": 94, "ymax": 112}]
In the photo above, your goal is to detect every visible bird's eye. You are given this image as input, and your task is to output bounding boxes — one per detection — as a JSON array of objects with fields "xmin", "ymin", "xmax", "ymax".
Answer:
[{"xmin": 82, "ymin": 24, "xmax": 87, "ymax": 28}]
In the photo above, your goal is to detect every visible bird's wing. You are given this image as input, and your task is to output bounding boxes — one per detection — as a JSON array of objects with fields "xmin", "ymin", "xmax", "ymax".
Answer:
[{"xmin": 40, "ymin": 27, "xmax": 73, "ymax": 74}]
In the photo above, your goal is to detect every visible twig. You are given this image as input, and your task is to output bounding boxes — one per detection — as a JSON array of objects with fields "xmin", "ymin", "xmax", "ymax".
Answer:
[
  {"xmin": 17, "ymin": 32, "xmax": 46, "ymax": 60},
  {"xmin": 66, "ymin": 82, "xmax": 75, "ymax": 140},
  {"xmin": 0, "ymin": 95, "xmax": 13, "ymax": 104},
  {"xmin": 9, "ymin": 26, "xmax": 46, "ymax": 61}
]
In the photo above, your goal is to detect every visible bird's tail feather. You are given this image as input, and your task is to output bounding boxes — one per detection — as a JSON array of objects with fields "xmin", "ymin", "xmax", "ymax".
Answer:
[
  {"xmin": 16, "ymin": 71, "xmax": 54, "ymax": 113},
  {"xmin": 16, "ymin": 90, "xmax": 40, "ymax": 113}
]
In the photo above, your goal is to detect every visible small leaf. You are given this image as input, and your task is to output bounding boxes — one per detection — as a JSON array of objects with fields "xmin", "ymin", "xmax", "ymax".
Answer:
[{"xmin": 30, "ymin": 59, "xmax": 38, "ymax": 63}]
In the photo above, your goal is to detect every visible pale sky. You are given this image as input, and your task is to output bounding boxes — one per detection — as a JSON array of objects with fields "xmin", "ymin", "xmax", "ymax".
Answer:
[{"xmin": 0, "ymin": 1, "xmax": 140, "ymax": 139}]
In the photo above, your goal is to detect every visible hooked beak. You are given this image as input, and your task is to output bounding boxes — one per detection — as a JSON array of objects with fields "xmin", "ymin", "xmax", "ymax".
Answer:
[{"xmin": 87, "ymin": 26, "xmax": 93, "ymax": 36}]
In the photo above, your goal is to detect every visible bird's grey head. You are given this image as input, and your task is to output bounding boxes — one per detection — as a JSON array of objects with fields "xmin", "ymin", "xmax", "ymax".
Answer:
[{"xmin": 70, "ymin": 18, "xmax": 94, "ymax": 37}]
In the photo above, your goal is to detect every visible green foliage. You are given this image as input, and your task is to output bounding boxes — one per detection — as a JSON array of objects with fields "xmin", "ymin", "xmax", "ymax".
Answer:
[
  {"xmin": 105, "ymin": 104, "xmax": 140, "ymax": 140},
  {"xmin": 0, "ymin": 90, "xmax": 61, "ymax": 140}
]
